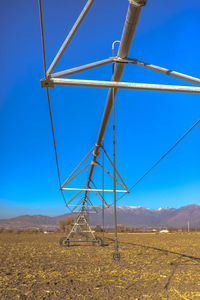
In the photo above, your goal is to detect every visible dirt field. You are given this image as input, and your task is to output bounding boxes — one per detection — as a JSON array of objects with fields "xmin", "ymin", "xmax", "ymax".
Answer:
[{"xmin": 0, "ymin": 232, "xmax": 200, "ymax": 299}]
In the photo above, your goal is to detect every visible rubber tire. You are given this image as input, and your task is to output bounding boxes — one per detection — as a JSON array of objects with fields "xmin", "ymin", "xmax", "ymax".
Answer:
[
  {"xmin": 59, "ymin": 237, "xmax": 66, "ymax": 247},
  {"xmin": 113, "ymin": 252, "xmax": 120, "ymax": 262},
  {"xmin": 59, "ymin": 237, "xmax": 70, "ymax": 247},
  {"xmin": 96, "ymin": 237, "xmax": 103, "ymax": 246}
]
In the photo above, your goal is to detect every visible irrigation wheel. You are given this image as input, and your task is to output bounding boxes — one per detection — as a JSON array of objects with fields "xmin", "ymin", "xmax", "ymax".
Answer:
[
  {"xmin": 113, "ymin": 251, "xmax": 120, "ymax": 262},
  {"xmin": 96, "ymin": 237, "xmax": 103, "ymax": 246},
  {"xmin": 59, "ymin": 237, "xmax": 70, "ymax": 247}
]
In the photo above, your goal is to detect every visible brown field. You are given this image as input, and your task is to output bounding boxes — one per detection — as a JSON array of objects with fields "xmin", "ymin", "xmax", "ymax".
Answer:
[{"xmin": 1, "ymin": 232, "xmax": 200, "ymax": 299}]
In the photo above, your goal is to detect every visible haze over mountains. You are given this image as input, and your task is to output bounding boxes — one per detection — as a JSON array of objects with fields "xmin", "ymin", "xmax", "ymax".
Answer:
[
  {"xmin": 89, "ymin": 204, "xmax": 200, "ymax": 228},
  {"xmin": 0, "ymin": 204, "xmax": 200, "ymax": 229}
]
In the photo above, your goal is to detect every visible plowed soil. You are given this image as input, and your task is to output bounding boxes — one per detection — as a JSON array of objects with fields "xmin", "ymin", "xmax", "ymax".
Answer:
[{"xmin": 1, "ymin": 232, "xmax": 200, "ymax": 299}]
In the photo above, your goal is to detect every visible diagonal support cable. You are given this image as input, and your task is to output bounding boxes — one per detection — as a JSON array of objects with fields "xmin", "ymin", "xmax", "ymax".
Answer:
[
  {"xmin": 117, "ymin": 119, "xmax": 200, "ymax": 202},
  {"xmin": 38, "ymin": 0, "xmax": 67, "ymax": 205}
]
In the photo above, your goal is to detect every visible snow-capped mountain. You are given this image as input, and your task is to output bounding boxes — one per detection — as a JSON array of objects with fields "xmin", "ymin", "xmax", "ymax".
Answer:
[{"xmin": 0, "ymin": 204, "xmax": 200, "ymax": 229}]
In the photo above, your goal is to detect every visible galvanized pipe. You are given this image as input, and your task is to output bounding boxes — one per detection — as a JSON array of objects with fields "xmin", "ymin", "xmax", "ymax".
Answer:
[
  {"xmin": 117, "ymin": 57, "xmax": 200, "ymax": 86},
  {"xmin": 47, "ymin": 0, "xmax": 94, "ymax": 76},
  {"xmin": 62, "ymin": 188, "xmax": 127, "ymax": 192},
  {"xmin": 67, "ymin": 204, "xmax": 102, "ymax": 207},
  {"xmin": 50, "ymin": 78, "xmax": 200, "ymax": 93},
  {"xmin": 83, "ymin": 0, "xmax": 147, "ymax": 201},
  {"xmin": 50, "ymin": 58, "xmax": 113, "ymax": 78}
]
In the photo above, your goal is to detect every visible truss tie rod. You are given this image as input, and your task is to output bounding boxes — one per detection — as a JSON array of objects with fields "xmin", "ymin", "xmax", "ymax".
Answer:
[
  {"xmin": 115, "ymin": 57, "xmax": 200, "ymax": 86},
  {"xmin": 61, "ymin": 162, "xmax": 91, "ymax": 188},
  {"xmin": 47, "ymin": 0, "xmax": 95, "ymax": 76},
  {"xmin": 50, "ymin": 58, "xmax": 114, "ymax": 78},
  {"xmin": 62, "ymin": 188, "xmax": 128, "ymax": 192},
  {"xmin": 91, "ymin": 179, "xmax": 109, "ymax": 204},
  {"xmin": 90, "ymin": 180, "xmax": 109, "ymax": 206},
  {"xmin": 84, "ymin": 197, "xmax": 98, "ymax": 213},
  {"xmin": 70, "ymin": 198, "xmax": 85, "ymax": 213},
  {"xmin": 100, "ymin": 145, "xmax": 128, "ymax": 190},
  {"xmin": 95, "ymin": 161, "xmax": 127, "ymax": 190},
  {"xmin": 90, "ymin": 188, "xmax": 109, "ymax": 207},
  {"xmin": 61, "ymin": 146, "xmax": 95, "ymax": 188},
  {"xmin": 90, "ymin": 179, "xmax": 104, "ymax": 200},
  {"xmin": 43, "ymin": 78, "xmax": 200, "ymax": 93},
  {"xmin": 66, "ymin": 180, "xmax": 88, "ymax": 205}
]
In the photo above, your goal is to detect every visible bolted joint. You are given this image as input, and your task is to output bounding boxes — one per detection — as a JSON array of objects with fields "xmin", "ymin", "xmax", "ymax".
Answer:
[
  {"xmin": 129, "ymin": 0, "xmax": 147, "ymax": 7},
  {"xmin": 113, "ymin": 56, "xmax": 127, "ymax": 63},
  {"xmin": 92, "ymin": 145, "xmax": 100, "ymax": 157},
  {"xmin": 40, "ymin": 78, "xmax": 54, "ymax": 88},
  {"xmin": 92, "ymin": 151, "xmax": 98, "ymax": 157}
]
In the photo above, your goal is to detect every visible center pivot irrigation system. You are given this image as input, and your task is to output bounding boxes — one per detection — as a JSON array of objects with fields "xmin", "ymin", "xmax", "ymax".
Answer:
[{"xmin": 39, "ymin": 0, "xmax": 200, "ymax": 262}]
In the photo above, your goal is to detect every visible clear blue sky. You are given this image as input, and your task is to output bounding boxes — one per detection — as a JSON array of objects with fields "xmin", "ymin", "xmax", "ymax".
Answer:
[{"xmin": 1, "ymin": 0, "xmax": 200, "ymax": 218}]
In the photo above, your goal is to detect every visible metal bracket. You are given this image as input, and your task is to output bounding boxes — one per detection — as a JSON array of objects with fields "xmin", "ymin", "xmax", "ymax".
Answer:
[{"xmin": 40, "ymin": 78, "xmax": 54, "ymax": 88}]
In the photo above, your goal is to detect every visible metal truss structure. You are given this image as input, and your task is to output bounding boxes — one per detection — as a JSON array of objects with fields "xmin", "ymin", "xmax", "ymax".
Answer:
[
  {"xmin": 39, "ymin": 0, "xmax": 200, "ymax": 262},
  {"xmin": 59, "ymin": 210, "xmax": 102, "ymax": 247}
]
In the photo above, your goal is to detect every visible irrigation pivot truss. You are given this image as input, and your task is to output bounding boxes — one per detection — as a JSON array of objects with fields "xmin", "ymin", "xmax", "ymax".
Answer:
[{"xmin": 39, "ymin": 0, "xmax": 200, "ymax": 262}]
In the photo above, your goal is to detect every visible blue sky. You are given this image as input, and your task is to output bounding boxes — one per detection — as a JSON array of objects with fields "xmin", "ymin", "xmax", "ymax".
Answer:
[{"xmin": 1, "ymin": 0, "xmax": 200, "ymax": 218}]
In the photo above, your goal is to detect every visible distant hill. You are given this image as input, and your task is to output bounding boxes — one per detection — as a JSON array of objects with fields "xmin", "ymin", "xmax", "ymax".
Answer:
[
  {"xmin": 0, "ymin": 204, "xmax": 200, "ymax": 229},
  {"xmin": 89, "ymin": 204, "xmax": 200, "ymax": 228}
]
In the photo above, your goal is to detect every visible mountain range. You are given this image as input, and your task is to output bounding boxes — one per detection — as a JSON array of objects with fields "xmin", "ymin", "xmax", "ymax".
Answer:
[{"xmin": 1, "ymin": 204, "xmax": 200, "ymax": 229}]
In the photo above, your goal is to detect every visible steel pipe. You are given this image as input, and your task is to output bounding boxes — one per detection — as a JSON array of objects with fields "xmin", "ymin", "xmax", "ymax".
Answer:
[
  {"xmin": 117, "ymin": 57, "xmax": 200, "ymax": 86},
  {"xmin": 50, "ymin": 78, "xmax": 200, "ymax": 93},
  {"xmin": 47, "ymin": 0, "xmax": 94, "ymax": 76},
  {"xmin": 67, "ymin": 205, "xmax": 103, "ymax": 207},
  {"xmin": 50, "ymin": 58, "xmax": 113, "ymax": 78},
  {"xmin": 83, "ymin": 0, "xmax": 147, "ymax": 202},
  {"xmin": 62, "ymin": 188, "xmax": 128, "ymax": 192}
]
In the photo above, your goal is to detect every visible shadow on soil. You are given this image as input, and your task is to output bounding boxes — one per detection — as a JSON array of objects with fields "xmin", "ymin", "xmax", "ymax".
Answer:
[{"xmin": 107, "ymin": 237, "xmax": 200, "ymax": 263}]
